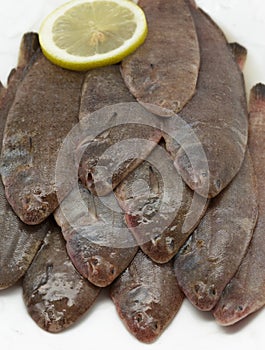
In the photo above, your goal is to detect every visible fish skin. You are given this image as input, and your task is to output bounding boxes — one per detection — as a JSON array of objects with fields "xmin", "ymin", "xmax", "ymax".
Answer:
[
  {"xmin": 23, "ymin": 222, "xmax": 101, "ymax": 333},
  {"xmin": 115, "ymin": 142, "xmax": 207, "ymax": 263},
  {"xmin": 174, "ymin": 151, "xmax": 258, "ymax": 311},
  {"xmin": 54, "ymin": 183, "xmax": 138, "ymax": 287},
  {"xmin": 213, "ymin": 84, "xmax": 265, "ymax": 325},
  {"xmin": 0, "ymin": 48, "xmax": 85, "ymax": 225},
  {"xmin": 110, "ymin": 249, "xmax": 184, "ymax": 343},
  {"xmin": 167, "ymin": 5, "xmax": 248, "ymax": 198},
  {"xmin": 121, "ymin": 0, "xmax": 200, "ymax": 117},
  {"xmin": 78, "ymin": 65, "xmax": 162, "ymax": 196},
  {"xmin": 0, "ymin": 33, "xmax": 49, "ymax": 290}
]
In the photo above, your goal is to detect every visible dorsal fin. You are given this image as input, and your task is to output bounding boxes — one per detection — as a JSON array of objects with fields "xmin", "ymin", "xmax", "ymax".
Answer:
[{"xmin": 229, "ymin": 42, "xmax": 247, "ymax": 71}]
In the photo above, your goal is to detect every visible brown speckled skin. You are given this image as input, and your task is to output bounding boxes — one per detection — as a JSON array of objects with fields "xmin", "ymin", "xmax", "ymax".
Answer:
[
  {"xmin": 213, "ymin": 84, "xmax": 265, "ymax": 325},
  {"xmin": 166, "ymin": 4, "xmax": 248, "ymax": 198},
  {"xmin": 0, "ymin": 33, "xmax": 49, "ymax": 290},
  {"xmin": 54, "ymin": 184, "xmax": 138, "ymax": 287},
  {"xmin": 78, "ymin": 65, "xmax": 162, "ymax": 196},
  {"xmin": 23, "ymin": 222, "xmax": 100, "ymax": 333},
  {"xmin": 0, "ymin": 48, "xmax": 85, "ymax": 225},
  {"xmin": 121, "ymin": 0, "xmax": 200, "ymax": 116},
  {"xmin": 174, "ymin": 151, "xmax": 258, "ymax": 311},
  {"xmin": 115, "ymin": 143, "xmax": 207, "ymax": 263},
  {"xmin": 110, "ymin": 250, "xmax": 184, "ymax": 343}
]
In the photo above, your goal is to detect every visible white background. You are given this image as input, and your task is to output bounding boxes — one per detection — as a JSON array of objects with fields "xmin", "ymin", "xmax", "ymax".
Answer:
[{"xmin": 0, "ymin": 1, "xmax": 265, "ymax": 349}]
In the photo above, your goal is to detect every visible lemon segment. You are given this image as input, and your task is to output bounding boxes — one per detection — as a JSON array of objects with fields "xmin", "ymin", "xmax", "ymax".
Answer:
[{"xmin": 39, "ymin": 0, "xmax": 147, "ymax": 70}]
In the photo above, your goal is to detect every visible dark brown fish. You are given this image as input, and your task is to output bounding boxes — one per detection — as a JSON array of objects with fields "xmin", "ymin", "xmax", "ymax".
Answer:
[
  {"xmin": 23, "ymin": 222, "xmax": 101, "ymax": 333},
  {"xmin": 174, "ymin": 151, "xmax": 258, "ymax": 311},
  {"xmin": 115, "ymin": 141, "xmax": 207, "ymax": 263},
  {"xmin": 213, "ymin": 84, "xmax": 265, "ymax": 325},
  {"xmin": 110, "ymin": 249, "xmax": 184, "ymax": 343},
  {"xmin": 0, "ymin": 46, "xmax": 85, "ymax": 225},
  {"xmin": 0, "ymin": 33, "xmax": 49, "ymax": 290},
  {"xmin": 54, "ymin": 183, "xmax": 138, "ymax": 287},
  {"xmin": 166, "ymin": 3, "xmax": 248, "ymax": 198},
  {"xmin": 121, "ymin": 0, "xmax": 200, "ymax": 116},
  {"xmin": 78, "ymin": 65, "xmax": 162, "ymax": 196}
]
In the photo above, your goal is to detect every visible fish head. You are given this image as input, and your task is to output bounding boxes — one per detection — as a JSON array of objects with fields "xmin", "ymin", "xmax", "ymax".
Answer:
[
  {"xmin": 6, "ymin": 175, "xmax": 57, "ymax": 225},
  {"xmin": 86, "ymin": 254, "xmax": 117, "ymax": 287},
  {"xmin": 188, "ymin": 281, "xmax": 219, "ymax": 311},
  {"xmin": 174, "ymin": 147, "xmax": 212, "ymax": 197},
  {"xmin": 121, "ymin": 286, "xmax": 162, "ymax": 343},
  {"xmin": 213, "ymin": 298, "xmax": 252, "ymax": 326},
  {"xmin": 67, "ymin": 239, "xmax": 118, "ymax": 287}
]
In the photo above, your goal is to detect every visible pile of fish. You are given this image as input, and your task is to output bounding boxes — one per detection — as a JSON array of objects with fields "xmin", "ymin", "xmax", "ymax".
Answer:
[{"xmin": 0, "ymin": 0, "xmax": 265, "ymax": 343}]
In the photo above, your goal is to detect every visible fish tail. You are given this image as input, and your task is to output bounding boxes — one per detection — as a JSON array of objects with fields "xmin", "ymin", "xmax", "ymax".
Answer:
[{"xmin": 249, "ymin": 83, "xmax": 265, "ymax": 113}]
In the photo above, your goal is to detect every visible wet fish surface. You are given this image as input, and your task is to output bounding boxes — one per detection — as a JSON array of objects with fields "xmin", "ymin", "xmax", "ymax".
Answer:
[
  {"xmin": 1, "ymin": 43, "xmax": 85, "ymax": 225},
  {"xmin": 166, "ymin": 3, "xmax": 248, "ymax": 198},
  {"xmin": 110, "ymin": 249, "xmax": 184, "ymax": 343},
  {"xmin": 78, "ymin": 65, "xmax": 162, "ymax": 196},
  {"xmin": 54, "ymin": 183, "xmax": 138, "ymax": 287},
  {"xmin": 23, "ymin": 221, "xmax": 101, "ymax": 333},
  {"xmin": 174, "ymin": 151, "xmax": 258, "ymax": 311},
  {"xmin": 0, "ymin": 33, "xmax": 49, "ymax": 290},
  {"xmin": 115, "ymin": 141, "xmax": 207, "ymax": 263},
  {"xmin": 213, "ymin": 84, "xmax": 265, "ymax": 325},
  {"xmin": 121, "ymin": 0, "xmax": 200, "ymax": 116}
]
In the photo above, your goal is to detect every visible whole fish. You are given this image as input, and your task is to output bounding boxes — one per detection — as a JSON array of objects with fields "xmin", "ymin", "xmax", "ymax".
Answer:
[
  {"xmin": 115, "ymin": 141, "xmax": 207, "ymax": 263},
  {"xmin": 78, "ymin": 65, "xmax": 162, "ymax": 196},
  {"xmin": 110, "ymin": 249, "xmax": 184, "ymax": 343},
  {"xmin": 0, "ymin": 33, "xmax": 49, "ymax": 289},
  {"xmin": 174, "ymin": 41, "xmax": 257, "ymax": 311},
  {"xmin": 174, "ymin": 151, "xmax": 258, "ymax": 311},
  {"xmin": 54, "ymin": 183, "xmax": 138, "ymax": 287},
  {"xmin": 23, "ymin": 222, "xmax": 101, "ymax": 333},
  {"xmin": 0, "ymin": 44, "xmax": 85, "ymax": 225},
  {"xmin": 121, "ymin": 0, "xmax": 200, "ymax": 116},
  {"xmin": 165, "ymin": 3, "xmax": 248, "ymax": 198},
  {"xmin": 213, "ymin": 84, "xmax": 265, "ymax": 325}
]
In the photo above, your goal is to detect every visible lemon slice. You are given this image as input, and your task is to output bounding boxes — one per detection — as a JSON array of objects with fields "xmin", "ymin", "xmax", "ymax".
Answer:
[{"xmin": 39, "ymin": 0, "xmax": 147, "ymax": 70}]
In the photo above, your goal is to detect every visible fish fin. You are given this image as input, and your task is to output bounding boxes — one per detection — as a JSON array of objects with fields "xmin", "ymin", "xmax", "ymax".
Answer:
[
  {"xmin": 18, "ymin": 32, "xmax": 40, "ymax": 69},
  {"xmin": 249, "ymin": 83, "xmax": 265, "ymax": 113},
  {"xmin": 229, "ymin": 42, "xmax": 247, "ymax": 71}
]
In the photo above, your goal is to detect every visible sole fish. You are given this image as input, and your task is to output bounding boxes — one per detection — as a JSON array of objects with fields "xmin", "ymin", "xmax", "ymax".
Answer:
[
  {"xmin": 78, "ymin": 65, "xmax": 162, "ymax": 196},
  {"xmin": 115, "ymin": 140, "xmax": 207, "ymax": 263},
  {"xmin": 174, "ymin": 151, "xmax": 258, "ymax": 311},
  {"xmin": 0, "ymin": 33, "xmax": 49, "ymax": 289},
  {"xmin": 23, "ymin": 221, "xmax": 101, "ymax": 333},
  {"xmin": 213, "ymin": 84, "xmax": 265, "ymax": 325},
  {"xmin": 110, "ymin": 249, "xmax": 184, "ymax": 343},
  {"xmin": 0, "ymin": 42, "xmax": 85, "ymax": 225},
  {"xmin": 54, "ymin": 183, "xmax": 138, "ymax": 287},
  {"xmin": 166, "ymin": 3, "xmax": 248, "ymax": 198},
  {"xmin": 121, "ymin": 0, "xmax": 200, "ymax": 116}
]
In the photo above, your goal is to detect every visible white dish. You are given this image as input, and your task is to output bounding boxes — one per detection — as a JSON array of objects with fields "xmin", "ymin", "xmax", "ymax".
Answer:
[{"xmin": 0, "ymin": 1, "xmax": 264, "ymax": 349}]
